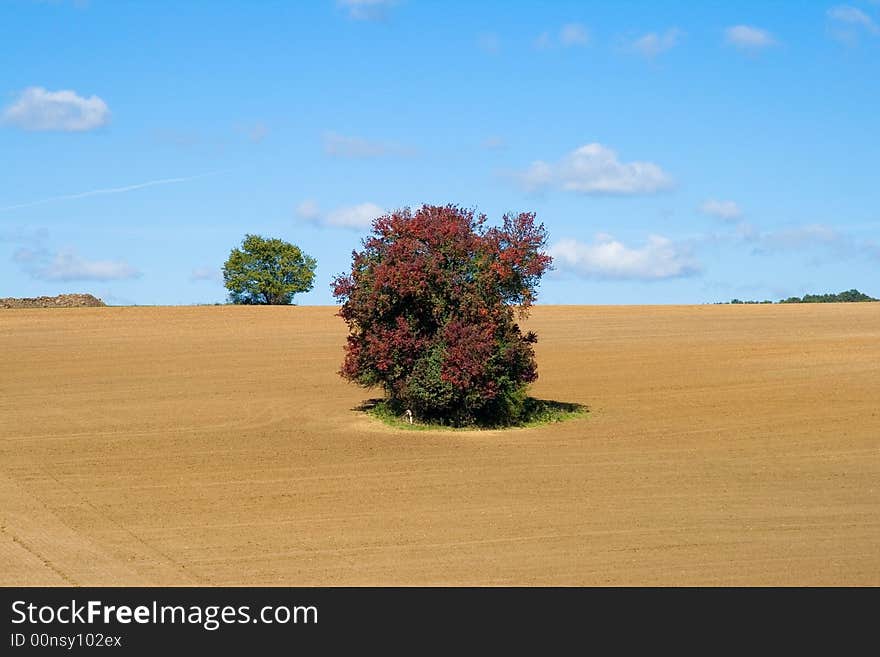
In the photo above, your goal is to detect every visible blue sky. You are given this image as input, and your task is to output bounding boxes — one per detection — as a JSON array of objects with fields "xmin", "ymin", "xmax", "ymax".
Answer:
[{"xmin": 1, "ymin": 0, "xmax": 877, "ymax": 305}]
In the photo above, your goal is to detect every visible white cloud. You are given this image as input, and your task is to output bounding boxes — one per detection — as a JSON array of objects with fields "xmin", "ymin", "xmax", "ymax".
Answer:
[
  {"xmin": 724, "ymin": 25, "xmax": 777, "ymax": 51},
  {"xmin": 699, "ymin": 199, "xmax": 742, "ymax": 221},
  {"xmin": 517, "ymin": 143, "xmax": 673, "ymax": 195},
  {"xmin": 337, "ymin": 0, "xmax": 397, "ymax": 21},
  {"xmin": 1, "ymin": 87, "xmax": 110, "ymax": 132},
  {"xmin": 322, "ymin": 131, "xmax": 413, "ymax": 158},
  {"xmin": 27, "ymin": 248, "xmax": 140, "ymax": 281},
  {"xmin": 296, "ymin": 200, "xmax": 384, "ymax": 230},
  {"xmin": 560, "ymin": 23, "xmax": 590, "ymax": 47},
  {"xmin": 478, "ymin": 32, "xmax": 501, "ymax": 55},
  {"xmin": 325, "ymin": 202, "xmax": 385, "ymax": 229},
  {"xmin": 629, "ymin": 28, "xmax": 683, "ymax": 57},
  {"xmin": 8, "ymin": 230, "xmax": 140, "ymax": 282},
  {"xmin": 295, "ymin": 199, "xmax": 321, "ymax": 221},
  {"xmin": 551, "ymin": 234, "xmax": 700, "ymax": 280}
]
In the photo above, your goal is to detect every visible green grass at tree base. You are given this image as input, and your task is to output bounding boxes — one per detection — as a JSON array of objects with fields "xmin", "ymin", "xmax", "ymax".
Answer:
[{"xmin": 359, "ymin": 397, "xmax": 589, "ymax": 431}]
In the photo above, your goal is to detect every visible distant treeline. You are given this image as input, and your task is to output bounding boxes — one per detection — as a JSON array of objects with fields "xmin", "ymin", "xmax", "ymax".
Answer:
[{"xmin": 723, "ymin": 289, "xmax": 878, "ymax": 305}]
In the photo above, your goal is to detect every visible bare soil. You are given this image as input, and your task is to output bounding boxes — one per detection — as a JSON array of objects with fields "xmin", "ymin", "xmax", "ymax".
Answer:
[{"xmin": 1, "ymin": 304, "xmax": 878, "ymax": 585}]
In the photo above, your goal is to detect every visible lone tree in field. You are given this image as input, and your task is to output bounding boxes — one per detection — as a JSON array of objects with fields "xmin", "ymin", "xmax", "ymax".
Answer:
[
  {"xmin": 332, "ymin": 204, "xmax": 552, "ymax": 426},
  {"xmin": 223, "ymin": 234, "xmax": 317, "ymax": 305}
]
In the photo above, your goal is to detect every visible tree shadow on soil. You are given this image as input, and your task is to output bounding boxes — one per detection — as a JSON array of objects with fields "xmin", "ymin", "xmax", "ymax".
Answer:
[{"xmin": 353, "ymin": 397, "xmax": 589, "ymax": 430}]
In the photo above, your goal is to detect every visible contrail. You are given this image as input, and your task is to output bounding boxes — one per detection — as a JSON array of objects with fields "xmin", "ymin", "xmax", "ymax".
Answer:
[{"xmin": 0, "ymin": 171, "xmax": 227, "ymax": 213}]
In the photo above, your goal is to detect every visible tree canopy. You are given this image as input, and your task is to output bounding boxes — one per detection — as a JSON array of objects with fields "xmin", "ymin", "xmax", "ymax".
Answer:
[
  {"xmin": 779, "ymin": 289, "xmax": 877, "ymax": 303},
  {"xmin": 223, "ymin": 234, "xmax": 317, "ymax": 305},
  {"xmin": 332, "ymin": 204, "xmax": 552, "ymax": 426},
  {"xmin": 726, "ymin": 289, "xmax": 877, "ymax": 304}
]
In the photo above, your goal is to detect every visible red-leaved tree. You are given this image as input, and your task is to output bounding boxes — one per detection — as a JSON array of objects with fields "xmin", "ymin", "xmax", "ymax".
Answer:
[{"xmin": 332, "ymin": 204, "xmax": 552, "ymax": 426}]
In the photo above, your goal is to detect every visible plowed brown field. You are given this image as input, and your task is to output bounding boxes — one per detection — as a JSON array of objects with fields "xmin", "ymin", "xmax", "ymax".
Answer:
[{"xmin": 1, "ymin": 305, "xmax": 878, "ymax": 585}]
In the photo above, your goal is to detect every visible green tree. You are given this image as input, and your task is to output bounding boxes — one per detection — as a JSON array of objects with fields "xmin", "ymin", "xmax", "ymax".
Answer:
[{"xmin": 223, "ymin": 234, "xmax": 317, "ymax": 305}]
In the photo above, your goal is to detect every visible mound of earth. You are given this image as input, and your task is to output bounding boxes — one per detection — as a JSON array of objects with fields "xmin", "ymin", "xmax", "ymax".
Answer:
[{"xmin": 0, "ymin": 293, "xmax": 106, "ymax": 309}]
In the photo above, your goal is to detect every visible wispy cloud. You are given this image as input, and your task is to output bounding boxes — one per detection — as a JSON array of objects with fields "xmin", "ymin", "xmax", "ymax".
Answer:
[
  {"xmin": 560, "ymin": 23, "xmax": 590, "ymax": 47},
  {"xmin": 551, "ymin": 234, "xmax": 700, "ymax": 280},
  {"xmin": 748, "ymin": 223, "xmax": 880, "ymax": 266},
  {"xmin": 534, "ymin": 23, "xmax": 590, "ymax": 50},
  {"xmin": 699, "ymin": 199, "xmax": 743, "ymax": 221},
  {"xmin": 828, "ymin": 5, "xmax": 879, "ymax": 32},
  {"xmin": 827, "ymin": 5, "xmax": 880, "ymax": 44},
  {"xmin": 0, "ymin": 226, "xmax": 49, "ymax": 244},
  {"xmin": 2, "ymin": 87, "xmax": 110, "ymax": 132},
  {"xmin": 16, "ymin": 246, "xmax": 140, "ymax": 282},
  {"xmin": 481, "ymin": 136, "xmax": 507, "ymax": 151},
  {"xmin": 515, "ymin": 143, "xmax": 673, "ymax": 195},
  {"xmin": 534, "ymin": 31, "xmax": 552, "ymax": 50},
  {"xmin": 322, "ymin": 131, "xmax": 414, "ymax": 158},
  {"xmin": 724, "ymin": 25, "xmax": 777, "ymax": 52},
  {"xmin": 7, "ymin": 228, "xmax": 141, "ymax": 282},
  {"xmin": 295, "ymin": 199, "xmax": 321, "ymax": 221},
  {"xmin": 0, "ymin": 172, "xmax": 224, "ymax": 213},
  {"xmin": 296, "ymin": 200, "xmax": 385, "ymax": 230},
  {"xmin": 706, "ymin": 219, "xmax": 880, "ymax": 264},
  {"xmin": 627, "ymin": 28, "xmax": 683, "ymax": 58},
  {"xmin": 757, "ymin": 224, "xmax": 841, "ymax": 250},
  {"xmin": 326, "ymin": 202, "xmax": 385, "ymax": 228},
  {"xmin": 337, "ymin": 0, "xmax": 398, "ymax": 21}
]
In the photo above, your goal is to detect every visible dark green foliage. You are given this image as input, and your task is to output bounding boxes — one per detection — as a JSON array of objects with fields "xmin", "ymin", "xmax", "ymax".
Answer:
[
  {"xmin": 223, "ymin": 234, "xmax": 317, "ymax": 305},
  {"xmin": 778, "ymin": 289, "xmax": 877, "ymax": 303},
  {"xmin": 723, "ymin": 289, "xmax": 877, "ymax": 305}
]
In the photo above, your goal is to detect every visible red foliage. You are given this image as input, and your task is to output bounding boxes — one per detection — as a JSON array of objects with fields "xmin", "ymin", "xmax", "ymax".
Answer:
[{"xmin": 332, "ymin": 204, "xmax": 552, "ymax": 424}]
